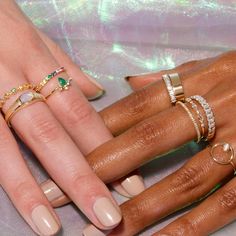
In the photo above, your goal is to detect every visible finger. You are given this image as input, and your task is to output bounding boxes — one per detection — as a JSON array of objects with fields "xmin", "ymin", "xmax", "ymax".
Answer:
[
  {"xmin": 125, "ymin": 59, "xmax": 206, "ymax": 90},
  {"xmin": 154, "ymin": 173, "xmax": 236, "ymax": 236},
  {"xmin": 23, "ymin": 34, "xmax": 145, "ymax": 196},
  {"xmin": 90, "ymin": 104, "xmax": 198, "ymax": 183},
  {"xmin": 100, "ymin": 58, "xmax": 220, "ymax": 135},
  {"xmin": 0, "ymin": 70, "xmax": 121, "ymax": 230},
  {"xmin": 108, "ymin": 138, "xmax": 235, "ymax": 236},
  {"xmin": 35, "ymin": 29, "xmax": 106, "ymax": 101},
  {"xmin": 0, "ymin": 115, "xmax": 60, "ymax": 235},
  {"xmin": 41, "ymin": 170, "xmax": 146, "ymax": 207}
]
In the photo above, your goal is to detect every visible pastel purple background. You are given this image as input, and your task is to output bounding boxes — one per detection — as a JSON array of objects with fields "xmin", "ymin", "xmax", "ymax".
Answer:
[{"xmin": 0, "ymin": 1, "xmax": 235, "ymax": 235}]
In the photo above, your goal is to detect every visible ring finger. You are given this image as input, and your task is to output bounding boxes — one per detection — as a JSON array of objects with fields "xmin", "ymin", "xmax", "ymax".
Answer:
[{"xmin": 1, "ymin": 70, "xmax": 121, "ymax": 230}]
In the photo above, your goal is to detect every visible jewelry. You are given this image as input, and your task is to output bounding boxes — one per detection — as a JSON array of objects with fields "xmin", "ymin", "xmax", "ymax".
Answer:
[
  {"xmin": 45, "ymin": 77, "xmax": 72, "ymax": 99},
  {"xmin": 186, "ymin": 98, "xmax": 205, "ymax": 137},
  {"xmin": 0, "ymin": 83, "xmax": 35, "ymax": 109},
  {"xmin": 177, "ymin": 101, "xmax": 201, "ymax": 143},
  {"xmin": 210, "ymin": 142, "xmax": 236, "ymax": 175},
  {"xmin": 191, "ymin": 95, "xmax": 216, "ymax": 141},
  {"xmin": 163, "ymin": 73, "xmax": 185, "ymax": 104},
  {"xmin": 5, "ymin": 91, "xmax": 45, "ymax": 126},
  {"xmin": 35, "ymin": 67, "xmax": 65, "ymax": 92}
]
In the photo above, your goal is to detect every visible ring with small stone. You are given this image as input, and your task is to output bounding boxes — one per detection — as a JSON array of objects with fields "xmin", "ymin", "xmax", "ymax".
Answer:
[
  {"xmin": 210, "ymin": 142, "xmax": 236, "ymax": 175},
  {"xmin": 35, "ymin": 67, "xmax": 65, "ymax": 92},
  {"xmin": 4, "ymin": 91, "xmax": 45, "ymax": 126},
  {"xmin": 162, "ymin": 73, "xmax": 185, "ymax": 104},
  {"xmin": 44, "ymin": 77, "xmax": 72, "ymax": 99}
]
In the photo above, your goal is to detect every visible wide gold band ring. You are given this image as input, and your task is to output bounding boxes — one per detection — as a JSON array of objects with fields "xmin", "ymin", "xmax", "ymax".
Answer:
[{"xmin": 163, "ymin": 73, "xmax": 185, "ymax": 104}]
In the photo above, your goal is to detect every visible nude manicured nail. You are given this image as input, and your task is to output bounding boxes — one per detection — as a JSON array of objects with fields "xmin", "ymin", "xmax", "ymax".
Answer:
[
  {"xmin": 93, "ymin": 197, "xmax": 122, "ymax": 227},
  {"xmin": 121, "ymin": 175, "xmax": 145, "ymax": 197},
  {"xmin": 31, "ymin": 205, "xmax": 60, "ymax": 236},
  {"xmin": 41, "ymin": 180, "xmax": 70, "ymax": 208},
  {"xmin": 41, "ymin": 180, "xmax": 64, "ymax": 202},
  {"xmin": 83, "ymin": 224, "xmax": 107, "ymax": 236},
  {"xmin": 112, "ymin": 182, "xmax": 132, "ymax": 198}
]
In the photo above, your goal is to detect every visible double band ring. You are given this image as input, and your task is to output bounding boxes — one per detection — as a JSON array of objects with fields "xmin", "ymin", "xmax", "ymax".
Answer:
[
  {"xmin": 0, "ymin": 83, "xmax": 35, "ymax": 110},
  {"xmin": 5, "ymin": 91, "xmax": 45, "ymax": 126},
  {"xmin": 35, "ymin": 67, "xmax": 65, "ymax": 92},
  {"xmin": 163, "ymin": 73, "xmax": 185, "ymax": 104},
  {"xmin": 210, "ymin": 142, "xmax": 236, "ymax": 175},
  {"xmin": 178, "ymin": 95, "xmax": 216, "ymax": 143}
]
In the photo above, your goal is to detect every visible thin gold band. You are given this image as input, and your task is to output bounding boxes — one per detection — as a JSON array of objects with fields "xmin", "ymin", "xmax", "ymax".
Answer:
[
  {"xmin": 186, "ymin": 98, "xmax": 205, "ymax": 138},
  {"xmin": 177, "ymin": 101, "xmax": 201, "ymax": 143},
  {"xmin": 45, "ymin": 78, "xmax": 72, "ymax": 99},
  {"xmin": 5, "ymin": 92, "xmax": 45, "ymax": 126}
]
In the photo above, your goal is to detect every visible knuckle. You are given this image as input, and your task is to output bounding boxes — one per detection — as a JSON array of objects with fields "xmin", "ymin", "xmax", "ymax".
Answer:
[
  {"xmin": 64, "ymin": 96, "xmax": 94, "ymax": 126},
  {"xmin": 124, "ymin": 88, "xmax": 152, "ymax": 117},
  {"xmin": 132, "ymin": 120, "xmax": 160, "ymax": 147},
  {"xmin": 70, "ymin": 172, "xmax": 101, "ymax": 197},
  {"xmin": 0, "ymin": 127, "xmax": 12, "ymax": 152},
  {"xmin": 171, "ymin": 165, "xmax": 203, "ymax": 193},
  {"xmin": 12, "ymin": 181, "xmax": 38, "ymax": 207},
  {"xmin": 123, "ymin": 199, "xmax": 153, "ymax": 228},
  {"xmin": 160, "ymin": 219, "xmax": 197, "ymax": 236},
  {"xmin": 218, "ymin": 187, "xmax": 236, "ymax": 211},
  {"xmin": 30, "ymin": 113, "xmax": 60, "ymax": 144}
]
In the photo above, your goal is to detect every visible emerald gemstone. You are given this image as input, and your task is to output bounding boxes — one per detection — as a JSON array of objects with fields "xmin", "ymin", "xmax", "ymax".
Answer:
[
  {"xmin": 46, "ymin": 74, "xmax": 53, "ymax": 80},
  {"xmin": 58, "ymin": 77, "xmax": 68, "ymax": 88},
  {"xmin": 11, "ymin": 88, "xmax": 17, "ymax": 93}
]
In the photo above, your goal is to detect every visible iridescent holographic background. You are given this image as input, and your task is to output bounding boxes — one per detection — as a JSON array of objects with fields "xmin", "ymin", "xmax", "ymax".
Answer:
[{"xmin": 1, "ymin": 0, "xmax": 235, "ymax": 235}]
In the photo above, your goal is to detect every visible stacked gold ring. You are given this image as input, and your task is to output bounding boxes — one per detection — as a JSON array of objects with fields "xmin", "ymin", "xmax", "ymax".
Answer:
[
  {"xmin": 163, "ymin": 73, "xmax": 185, "ymax": 104},
  {"xmin": 5, "ymin": 91, "xmax": 45, "ymax": 126}
]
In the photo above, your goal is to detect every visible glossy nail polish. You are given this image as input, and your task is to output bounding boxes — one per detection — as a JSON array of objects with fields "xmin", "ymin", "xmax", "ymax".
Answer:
[
  {"xmin": 121, "ymin": 175, "xmax": 145, "ymax": 197},
  {"xmin": 83, "ymin": 224, "xmax": 107, "ymax": 236},
  {"xmin": 93, "ymin": 197, "xmax": 121, "ymax": 228},
  {"xmin": 112, "ymin": 182, "xmax": 132, "ymax": 198},
  {"xmin": 31, "ymin": 205, "xmax": 60, "ymax": 236}
]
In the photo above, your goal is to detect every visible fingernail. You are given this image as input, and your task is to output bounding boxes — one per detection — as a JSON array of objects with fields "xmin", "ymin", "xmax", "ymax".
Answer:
[
  {"xmin": 83, "ymin": 224, "xmax": 107, "ymax": 236},
  {"xmin": 41, "ymin": 180, "xmax": 64, "ymax": 202},
  {"xmin": 87, "ymin": 89, "xmax": 106, "ymax": 101},
  {"xmin": 87, "ymin": 76, "xmax": 104, "ymax": 91},
  {"xmin": 31, "ymin": 205, "xmax": 60, "ymax": 236},
  {"xmin": 93, "ymin": 197, "xmax": 122, "ymax": 228},
  {"xmin": 41, "ymin": 180, "xmax": 70, "ymax": 208},
  {"xmin": 121, "ymin": 175, "xmax": 145, "ymax": 197},
  {"xmin": 112, "ymin": 182, "xmax": 132, "ymax": 198},
  {"xmin": 124, "ymin": 72, "xmax": 151, "ymax": 81}
]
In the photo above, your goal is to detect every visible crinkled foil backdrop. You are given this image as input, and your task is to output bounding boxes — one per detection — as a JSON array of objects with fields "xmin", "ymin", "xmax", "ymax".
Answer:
[{"xmin": 1, "ymin": 1, "xmax": 235, "ymax": 235}]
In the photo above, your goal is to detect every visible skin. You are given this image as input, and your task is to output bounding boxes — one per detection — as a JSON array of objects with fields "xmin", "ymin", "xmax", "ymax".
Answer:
[
  {"xmin": 46, "ymin": 51, "xmax": 236, "ymax": 235},
  {"xmin": 0, "ymin": 1, "xmax": 125, "ymax": 234}
]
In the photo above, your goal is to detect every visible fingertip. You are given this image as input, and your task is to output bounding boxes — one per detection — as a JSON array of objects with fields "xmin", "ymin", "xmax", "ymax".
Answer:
[
  {"xmin": 125, "ymin": 74, "xmax": 162, "ymax": 90},
  {"xmin": 83, "ymin": 224, "xmax": 109, "ymax": 236},
  {"xmin": 121, "ymin": 175, "xmax": 146, "ymax": 197}
]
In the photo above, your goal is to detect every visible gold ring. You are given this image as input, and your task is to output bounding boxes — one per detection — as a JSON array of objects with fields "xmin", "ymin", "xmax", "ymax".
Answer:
[
  {"xmin": 177, "ymin": 101, "xmax": 201, "ymax": 143},
  {"xmin": 169, "ymin": 73, "xmax": 185, "ymax": 102},
  {"xmin": 45, "ymin": 77, "xmax": 72, "ymax": 99},
  {"xmin": 0, "ymin": 83, "xmax": 35, "ymax": 110},
  {"xmin": 35, "ymin": 67, "xmax": 65, "ymax": 92},
  {"xmin": 210, "ymin": 142, "xmax": 236, "ymax": 175},
  {"xmin": 5, "ymin": 91, "xmax": 45, "ymax": 126},
  {"xmin": 162, "ymin": 73, "xmax": 185, "ymax": 104}
]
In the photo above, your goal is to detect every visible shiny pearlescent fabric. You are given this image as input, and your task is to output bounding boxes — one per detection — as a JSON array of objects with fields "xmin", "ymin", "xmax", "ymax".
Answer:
[{"xmin": 1, "ymin": 1, "xmax": 235, "ymax": 235}]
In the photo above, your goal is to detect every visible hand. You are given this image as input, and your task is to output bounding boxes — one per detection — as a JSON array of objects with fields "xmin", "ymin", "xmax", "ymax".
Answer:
[
  {"xmin": 44, "ymin": 51, "xmax": 236, "ymax": 235},
  {"xmin": 0, "ymin": 1, "xmax": 123, "ymax": 235}
]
